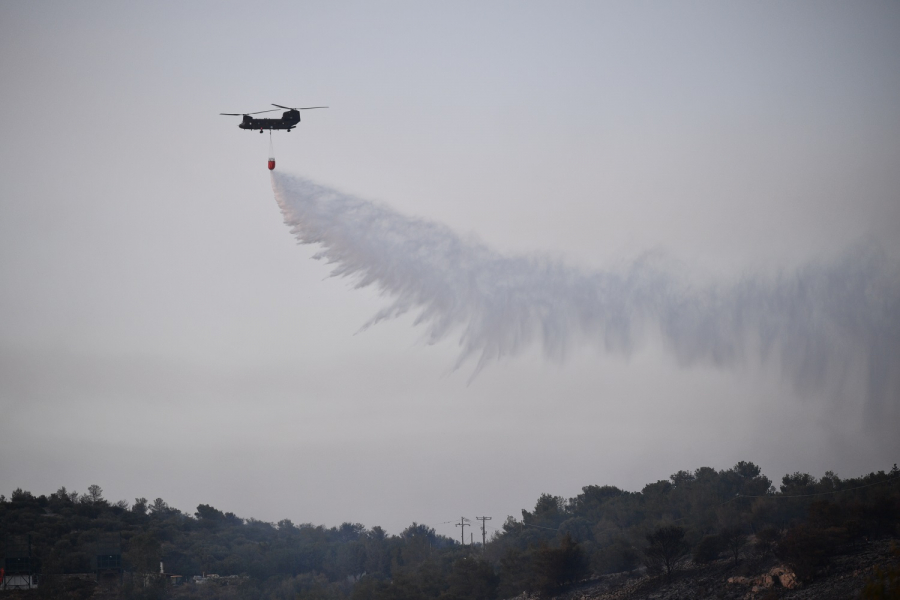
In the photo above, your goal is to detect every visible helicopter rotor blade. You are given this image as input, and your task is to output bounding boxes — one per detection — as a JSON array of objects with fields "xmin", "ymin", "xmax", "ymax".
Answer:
[
  {"xmin": 272, "ymin": 104, "xmax": 329, "ymax": 110},
  {"xmin": 220, "ymin": 109, "xmax": 280, "ymax": 116}
]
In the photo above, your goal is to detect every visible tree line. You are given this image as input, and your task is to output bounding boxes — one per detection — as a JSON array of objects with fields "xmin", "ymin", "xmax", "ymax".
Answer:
[{"xmin": 1, "ymin": 461, "xmax": 898, "ymax": 599}]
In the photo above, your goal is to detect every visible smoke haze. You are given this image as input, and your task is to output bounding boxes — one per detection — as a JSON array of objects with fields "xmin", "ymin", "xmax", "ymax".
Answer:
[
  {"xmin": 273, "ymin": 173, "xmax": 900, "ymax": 412},
  {"xmin": 5, "ymin": 0, "xmax": 900, "ymax": 541}
]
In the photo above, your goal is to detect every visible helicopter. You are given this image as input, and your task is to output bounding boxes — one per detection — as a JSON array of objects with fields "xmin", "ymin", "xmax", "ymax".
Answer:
[{"xmin": 220, "ymin": 104, "xmax": 327, "ymax": 133}]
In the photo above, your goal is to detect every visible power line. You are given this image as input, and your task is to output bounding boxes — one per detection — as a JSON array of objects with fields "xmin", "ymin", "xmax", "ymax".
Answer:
[
  {"xmin": 426, "ymin": 520, "xmax": 457, "ymax": 527},
  {"xmin": 455, "ymin": 517, "xmax": 471, "ymax": 545},
  {"xmin": 490, "ymin": 471, "xmax": 900, "ymax": 540},
  {"xmin": 511, "ymin": 473, "xmax": 900, "ymax": 530},
  {"xmin": 667, "ymin": 473, "xmax": 900, "ymax": 523},
  {"xmin": 476, "ymin": 516, "xmax": 492, "ymax": 553},
  {"xmin": 733, "ymin": 474, "xmax": 899, "ymax": 500},
  {"xmin": 519, "ymin": 522, "xmax": 560, "ymax": 532}
]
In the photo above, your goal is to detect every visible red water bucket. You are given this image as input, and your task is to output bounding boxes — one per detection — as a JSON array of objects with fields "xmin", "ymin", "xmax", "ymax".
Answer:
[{"xmin": 268, "ymin": 159, "xmax": 275, "ymax": 170}]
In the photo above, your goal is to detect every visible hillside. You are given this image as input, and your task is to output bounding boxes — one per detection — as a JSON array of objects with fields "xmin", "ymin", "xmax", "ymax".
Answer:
[
  {"xmin": 540, "ymin": 538, "xmax": 898, "ymax": 600},
  {"xmin": 1, "ymin": 462, "xmax": 898, "ymax": 599}
]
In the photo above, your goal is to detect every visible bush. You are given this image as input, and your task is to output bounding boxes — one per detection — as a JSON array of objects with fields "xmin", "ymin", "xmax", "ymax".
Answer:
[
  {"xmin": 753, "ymin": 527, "xmax": 781, "ymax": 558},
  {"xmin": 643, "ymin": 525, "xmax": 690, "ymax": 578},
  {"xmin": 692, "ymin": 534, "xmax": 723, "ymax": 564},
  {"xmin": 775, "ymin": 524, "xmax": 848, "ymax": 583},
  {"xmin": 593, "ymin": 538, "xmax": 640, "ymax": 574},
  {"xmin": 720, "ymin": 526, "xmax": 748, "ymax": 566},
  {"xmin": 534, "ymin": 534, "xmax": 589, "ymax": 594},
  {"xmin": 441, "ymin": 557, "xmax": 499, "ymax": 600}
]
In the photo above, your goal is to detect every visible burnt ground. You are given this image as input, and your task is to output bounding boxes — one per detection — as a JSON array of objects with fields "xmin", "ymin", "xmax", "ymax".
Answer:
[{"xmin": 516, "ymin": 537, "xmax": 899, "ymax": 600}]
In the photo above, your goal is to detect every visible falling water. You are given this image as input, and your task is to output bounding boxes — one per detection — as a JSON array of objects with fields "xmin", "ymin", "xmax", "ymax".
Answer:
[{"xmin": 272, "ymin": 173, "xmax": 900, "ymax": 411}]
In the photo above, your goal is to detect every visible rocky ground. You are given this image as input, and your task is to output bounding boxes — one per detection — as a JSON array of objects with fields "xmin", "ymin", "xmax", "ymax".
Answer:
[{"xmin": 515, "ymin": 537, "xmax": 899, "ymax": 600}]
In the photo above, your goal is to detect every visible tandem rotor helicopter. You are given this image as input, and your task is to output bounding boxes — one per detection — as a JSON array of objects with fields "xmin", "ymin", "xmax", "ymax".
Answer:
[
  {"xmin": 221, "ymin": 103, "xmax": 327, "ymax": 170},
  {"xmin": 220, "ymin": 103, "xmax": 327, "ymax": 133}
]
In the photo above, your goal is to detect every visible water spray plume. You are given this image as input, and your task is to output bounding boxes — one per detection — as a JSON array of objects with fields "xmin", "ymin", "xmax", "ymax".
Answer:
[{"xmin": 271, "ymin": 173, "xmax": 900, "ymax": 411}]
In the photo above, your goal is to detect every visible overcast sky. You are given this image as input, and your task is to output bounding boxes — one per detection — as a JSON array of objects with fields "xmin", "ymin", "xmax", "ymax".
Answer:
[{"xmin": 1, "ymin": 1, "xmax": 898, "ymax": 540}]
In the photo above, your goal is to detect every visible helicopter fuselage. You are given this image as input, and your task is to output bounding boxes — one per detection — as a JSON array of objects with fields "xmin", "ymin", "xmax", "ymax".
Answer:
[{"xmin": 239, "ymin": 110, "xmax": 301, "ymax": 131}]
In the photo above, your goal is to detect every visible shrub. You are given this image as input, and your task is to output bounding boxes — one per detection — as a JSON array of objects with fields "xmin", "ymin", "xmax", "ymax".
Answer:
[
  {"xmin": 692, "ymin": 534, "xmax": 723, "ymax": 564},
  {"xmin": 643, "ymin": 525, "xmax": 690, "ymax": 578}
]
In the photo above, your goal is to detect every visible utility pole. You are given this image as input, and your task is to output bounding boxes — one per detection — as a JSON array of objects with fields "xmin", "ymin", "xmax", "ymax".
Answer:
[
  {"xmin": 476, "ymin": 516, "xmax": 492, "ymax": 554},
  {"xmin": 455, "ymin": 517, "xmax": 470, "ymax": 545}
]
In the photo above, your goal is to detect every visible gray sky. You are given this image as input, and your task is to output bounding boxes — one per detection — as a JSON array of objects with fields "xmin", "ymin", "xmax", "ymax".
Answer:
[{"xmin": 1, "ymin": 1, "xmax": 898, "ymax": 540}]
